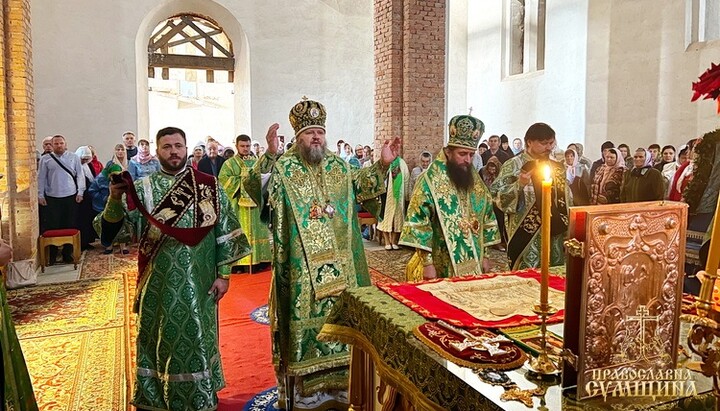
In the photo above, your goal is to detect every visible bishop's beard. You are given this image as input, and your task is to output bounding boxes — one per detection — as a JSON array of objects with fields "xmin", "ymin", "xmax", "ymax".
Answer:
[
  {"xmin": 446, "ymin": 159, "xmax": 475, "ymax": 191},
  {"xmin": 298, "ymin": 141, "xmax": 327, "ymax": 165}
]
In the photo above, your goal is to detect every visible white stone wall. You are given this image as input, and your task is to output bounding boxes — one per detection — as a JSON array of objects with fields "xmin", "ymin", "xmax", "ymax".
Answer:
[
  {"xmin": 31, "ymin": 0, "xmax": 374, "ymax": 161},
  {"xmin": 464, "ymin": 0, "xmax": 589, "ymax": 150},
  {"xmin": 585, "ymin": 0, "xmax": 720, "ymax": 158},
  {"xmin": 463, "ymin": 0, "xmax": 720, "ymax": 160}
]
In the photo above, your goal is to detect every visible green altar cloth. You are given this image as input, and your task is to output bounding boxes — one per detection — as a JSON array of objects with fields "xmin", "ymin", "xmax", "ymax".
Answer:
[{"xmin": 319, "ymin": 282, "xmax": 717, "ymax": 411}]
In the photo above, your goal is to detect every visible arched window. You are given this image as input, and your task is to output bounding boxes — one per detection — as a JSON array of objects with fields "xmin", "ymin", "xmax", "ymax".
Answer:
[{"xmin": 148, "ymin": 14, "xmax": 235, "ymax": 82}]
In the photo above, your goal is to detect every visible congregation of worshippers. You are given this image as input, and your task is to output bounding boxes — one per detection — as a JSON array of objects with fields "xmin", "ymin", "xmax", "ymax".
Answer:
[{"xmin": 36, "ymin": 125, "xmax": 693, "ymax": 266}]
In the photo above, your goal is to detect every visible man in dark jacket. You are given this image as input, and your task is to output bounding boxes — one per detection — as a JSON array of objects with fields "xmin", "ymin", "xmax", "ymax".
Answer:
[{"xmin": 198, "ymin": 141, "xmax": 225, "ymax": 177}]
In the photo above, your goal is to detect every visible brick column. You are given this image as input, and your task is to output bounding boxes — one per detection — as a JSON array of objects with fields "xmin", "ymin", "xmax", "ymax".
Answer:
[
  {"xmin": 374, "ymin": 0, "xmax": 446, "ymax": 169},
  {"xmin": 0, "ymin": 0, "xmax": 37, "ymax": 260}
]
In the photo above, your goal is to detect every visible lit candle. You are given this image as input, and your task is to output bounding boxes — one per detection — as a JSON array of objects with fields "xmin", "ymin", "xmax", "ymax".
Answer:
[
  {"xmin": 698, "ymin": 192, "xmax": 720, "ymax": 313},
  {"xmin": 540, "ymin": 164, "xmax": 552, "ymax": 308}
]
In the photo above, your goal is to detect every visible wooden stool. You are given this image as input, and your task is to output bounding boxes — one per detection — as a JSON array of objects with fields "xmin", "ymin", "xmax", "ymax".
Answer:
[
  {"xmin": 358, "ymin": 211, "xmax": 377, "ymax": 241},
  {"xmin": 38, "ymin": 229, "xmax": 81, "ymax": 272}
]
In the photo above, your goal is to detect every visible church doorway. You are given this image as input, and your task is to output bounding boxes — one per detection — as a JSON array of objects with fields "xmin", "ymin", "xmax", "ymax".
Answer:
[{"xmin": 145, "ymin": 13, "xmax": 238, "ymax": 149}]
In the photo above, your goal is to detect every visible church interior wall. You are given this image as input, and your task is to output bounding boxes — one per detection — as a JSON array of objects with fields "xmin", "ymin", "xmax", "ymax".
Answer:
[
  {"xmin": 585, "ymin": 0, "xmax": 720, "ymax": 158},
  {"xmin": 31, "ymin": 0, "xmax": 374, "ymax": 161},
  {"xmin": 464, "ymin": 0, "xmax": 589, "ymax": 151}
]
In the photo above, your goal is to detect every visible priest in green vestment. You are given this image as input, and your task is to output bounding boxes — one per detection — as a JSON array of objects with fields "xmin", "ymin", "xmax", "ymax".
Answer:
[
  {"xmin": 1, "ymin": 241, "xmax": 39, "ymax": 411},
  {"xmin": 99, "ymin": 126, "xmax": 250, "ymax": 411},
  {"xmin": 244, "ymin": 98, "xmax": 398, "ymax": 410},
  {"xmin": 218, "ymin": 134, "xmax": 272, "ymax": 269},
  {"xmin": 400, "ymin": 114, "xmax": 500, "ymax": 281},
  {"xmin": 490, "ymin": 123, "xmax": 569, "ymax": 270}
]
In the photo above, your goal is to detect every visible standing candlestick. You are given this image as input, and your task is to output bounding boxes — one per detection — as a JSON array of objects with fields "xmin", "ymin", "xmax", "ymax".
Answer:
[
  {"xmin": 527, "ymin": 164, "xmax": 560, "ymax": 376},
  {"xmin": 540, "ymin": 164, "xmax": 552, "ymax": 308},
  {"xmin": 697, "ymin": 191, "xmax": 720, "ymax": 315}
]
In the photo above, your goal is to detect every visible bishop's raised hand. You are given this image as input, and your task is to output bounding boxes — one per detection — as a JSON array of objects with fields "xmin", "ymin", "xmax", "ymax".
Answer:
[
  {"xmin": 380, "ymin": 137, "xmax": 401, "ymax": 167},
  {"xmin": 266, "ymin": 123, "xmax": 280, "ymax": 155}
]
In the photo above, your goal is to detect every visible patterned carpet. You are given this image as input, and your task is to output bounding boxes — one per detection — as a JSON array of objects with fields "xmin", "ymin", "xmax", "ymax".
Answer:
[{"xmin": 8, "ymin": 247, "xmax": 136, "ymax": 411}]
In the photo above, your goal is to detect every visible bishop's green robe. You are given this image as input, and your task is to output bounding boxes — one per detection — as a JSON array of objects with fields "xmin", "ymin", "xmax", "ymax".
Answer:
[
  {"xmin": 1, "ymin": 281, "xmax": 38, "ymax": 411},
  {"xmin": 245, "ymin": 148, "xmax": 385, "ymax": 406},
  {"xmin": 400, "ymin": 156, "xmax": 500, "ymax": 279},
  {"xmin": 218, "ymin": 155, "xmax": 272, "ymax": 265},
  {"xmin": 490, "ymin": 153, "xmax": 568, "ymax": 270},
  {"xmin": 100, "ymin": 169, "xmax": 250, "ymax": 411}
]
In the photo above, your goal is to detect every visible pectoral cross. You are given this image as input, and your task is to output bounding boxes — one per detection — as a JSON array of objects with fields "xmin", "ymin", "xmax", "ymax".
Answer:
[{"xmin": 438, "ymin": 320, "xmax": 511, "ymax": 357}]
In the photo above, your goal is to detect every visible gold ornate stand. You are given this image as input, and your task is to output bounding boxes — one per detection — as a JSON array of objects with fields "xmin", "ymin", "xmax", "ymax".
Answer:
[
  {"xmin": 682, "ymin": 269, "xmax": 720, "ymax": 407},
  {"xmin": 527, "ymin": 304, "xmax": 561, "ymax": 376}
]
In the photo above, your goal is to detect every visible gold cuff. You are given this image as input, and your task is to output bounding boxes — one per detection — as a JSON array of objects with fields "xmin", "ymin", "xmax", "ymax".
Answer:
[
  {"xmin": 217, "ymin": 273, "xmax": 231, "ymax": 280},
  {"xmin": 103, "ymin": 197, "xmax": 125, "ymax": 223}
]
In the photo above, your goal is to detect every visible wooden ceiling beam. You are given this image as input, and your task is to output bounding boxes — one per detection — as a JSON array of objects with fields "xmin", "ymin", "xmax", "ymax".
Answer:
[{"xmin": 149, "ymin": 53, "xmax": 235, "ymax": 71}]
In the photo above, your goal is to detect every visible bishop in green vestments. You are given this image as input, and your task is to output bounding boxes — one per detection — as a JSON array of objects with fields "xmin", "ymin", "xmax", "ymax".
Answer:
[
  {"xmin": 245, "ymin": 99, "xmax": 398, "ymax": 410},
  {"xmin": 218, "ymin": 134, "xmax": 272, "ymax": 267},
  {"xmin": 100, "ymin": 127, "xmax": 250, "ymax": 411},
  {"xmin": 400, "ymin": 115, "xmax": 500, "ymax": 281},
  {"xmin": 1, "ymin": 242, "xmax": 39, "ymax": 411},
  {"xmin": 490, "ymin": 123, "xmax": 569, "ymax": 270}
]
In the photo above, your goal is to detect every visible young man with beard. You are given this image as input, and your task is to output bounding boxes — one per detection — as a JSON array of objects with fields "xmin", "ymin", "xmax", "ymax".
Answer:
[
  {"xmin": 400, "ymin": 115, "xmax": 500, "ymax": 280},
  {"xmin": 244, "ymin": 98, "xmax": 399, "ymax": 411},
  {"xmin": 491, "ymin": 123, "xmax": 569, "ymax": 270},
  {"xmin": 100, "ymin": 126, "xmax": 250, "ymax": 411},
  {"xmin": 218, "ymin": 134, "xmax": 272, "ymax": 272}
]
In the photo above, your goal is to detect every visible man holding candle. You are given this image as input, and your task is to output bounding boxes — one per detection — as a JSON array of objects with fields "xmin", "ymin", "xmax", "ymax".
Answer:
[
  {"xmin": 401, "ymin": 114, "xmax": 500, "ymax": 280},
  {"xmin": 491, "ymin": 123, "xmax": 569, "ymax": 270}
]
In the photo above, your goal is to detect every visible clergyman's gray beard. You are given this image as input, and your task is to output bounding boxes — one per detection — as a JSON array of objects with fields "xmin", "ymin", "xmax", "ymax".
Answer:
[{"xmin": 299, "ymin": 142, "xmax": 326, "ymax": 165}]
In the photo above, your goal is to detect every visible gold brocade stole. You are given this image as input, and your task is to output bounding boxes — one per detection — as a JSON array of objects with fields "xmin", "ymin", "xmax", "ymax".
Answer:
[
  {"xmin": 276, "ymin": 152, "xmax": 357, "ymax": 298},
  {"xmin": 425, "ymin": 160, "xmax": 484, "ymax": 277},
  {"xmin": 237, "ymin": 157, "xmax": 258, "ymax": 208},
  {"xmin": 136, "ymin": 170, "xmax": 219, "ymax": 310}
]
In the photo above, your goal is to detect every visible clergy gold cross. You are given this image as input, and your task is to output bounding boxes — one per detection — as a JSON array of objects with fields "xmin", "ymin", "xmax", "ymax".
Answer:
[{"xmin": 437, "ymin": 320, "xmax": 511, "ymax": 357}]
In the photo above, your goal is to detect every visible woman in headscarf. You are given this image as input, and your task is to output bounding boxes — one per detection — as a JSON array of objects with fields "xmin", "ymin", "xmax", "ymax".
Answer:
[
  {"xmin": 661, "ymin": 145, "xmax": 687, "ymax": 198},
  {"xmin": 669, "ymin": 139, "xmax": 699, "ymax": 201},
  {"xmin": 129, "ymin": 138, "xmax": 161, "ymax": 179},
  {"xmin": 564, "ymin": 148, "xmax": 590, "ymax": 205},
  {"xmin": 75, "ymin": 146, "xmax": 97, "ymax": 249},
  {"xmin": 106, "ymin": 143, "xmax": 128, "ymax": 171},
  {"xmin": 590, "ymin": 148, "xmax": 625, "ymax": 205},
  {"xmin": 574, "ymin": 142, "xmax": 593, "ymax": 171},
  {"xmin": 620, "ymin": 148, "xmax": 665, "ymax": 203},
  {"xmin": 187, "ymin": 145, "xmax": 204, "ymax": 170},
  {"xmin": 481, "ymin": 156, "xmax": 502, "ymax": 187}
]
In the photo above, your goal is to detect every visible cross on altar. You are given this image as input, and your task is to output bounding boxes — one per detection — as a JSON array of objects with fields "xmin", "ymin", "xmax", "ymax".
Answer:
[
  {"xmin": 438, "ymin": 320, "xmax": 510, "ymax": 356},
  {"xmin": 626, "ymin": 305, "xmax": 660, "ymax": 361}
]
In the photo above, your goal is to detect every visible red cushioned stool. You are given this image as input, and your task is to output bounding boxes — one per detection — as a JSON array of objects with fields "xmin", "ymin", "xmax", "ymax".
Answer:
[
  {"xmin": 358, "ymin": 211, "xmax": 377, "ymax": 242},
  {"xmin": 38, "ymin": 229, "xmax": 80, "ymax": 272}
]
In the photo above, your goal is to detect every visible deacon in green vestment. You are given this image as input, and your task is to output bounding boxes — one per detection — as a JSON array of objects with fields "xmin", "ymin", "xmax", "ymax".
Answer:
[
  {"xmin": 100, "ymin": 127, "xmax": 250, "ymax": 411},
  {"xmin": 490, "ymin": 123, "xmax": 569, "ymax": 270},
  {"xmin": 218, "ymin": 134, "xmax": 272, "ymax": 268},
  {"xmin": 0, "ymin": 242, "xmax": 39, "ymax": 411},
  {"xmin": 400, "ymin": 114, "xmax": 500, "ymax": 281},
  {"xmin": 245, "ymin": 98, "xmax": 399, "ymax": 410}
]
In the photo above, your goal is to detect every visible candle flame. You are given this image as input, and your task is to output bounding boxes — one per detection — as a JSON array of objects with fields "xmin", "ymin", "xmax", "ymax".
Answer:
[{"xmin": 543, "ymin": 164, "xmax": 552, "ymax": 182}]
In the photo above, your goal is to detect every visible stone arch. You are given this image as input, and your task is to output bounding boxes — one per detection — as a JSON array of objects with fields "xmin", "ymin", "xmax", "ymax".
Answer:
[{"xmin": 135, "ymin": 0, "xmax": 251, "ymax": 140}]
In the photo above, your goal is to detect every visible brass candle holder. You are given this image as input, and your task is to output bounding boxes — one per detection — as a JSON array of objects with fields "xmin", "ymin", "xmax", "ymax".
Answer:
[{"xmin": 527, "ymin": 303, "xmax": 560, "ymax": 376}]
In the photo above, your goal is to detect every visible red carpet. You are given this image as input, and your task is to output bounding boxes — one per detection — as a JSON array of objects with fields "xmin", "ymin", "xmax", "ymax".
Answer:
[{"xmin": 218, "ymin": 270, "xmax": 275, "ymax": 410}]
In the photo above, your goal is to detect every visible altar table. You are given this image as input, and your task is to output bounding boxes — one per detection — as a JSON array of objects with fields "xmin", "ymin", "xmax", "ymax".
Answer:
[{"xmin": 319, "ymin": 285, "xmax": 717, "ymax": 410}]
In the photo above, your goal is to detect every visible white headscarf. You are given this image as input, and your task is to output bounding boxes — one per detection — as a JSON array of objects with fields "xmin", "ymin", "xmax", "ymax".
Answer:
[{"xmin": 565, "ymin": 148, "xmax": 579, "ymax": 183}]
